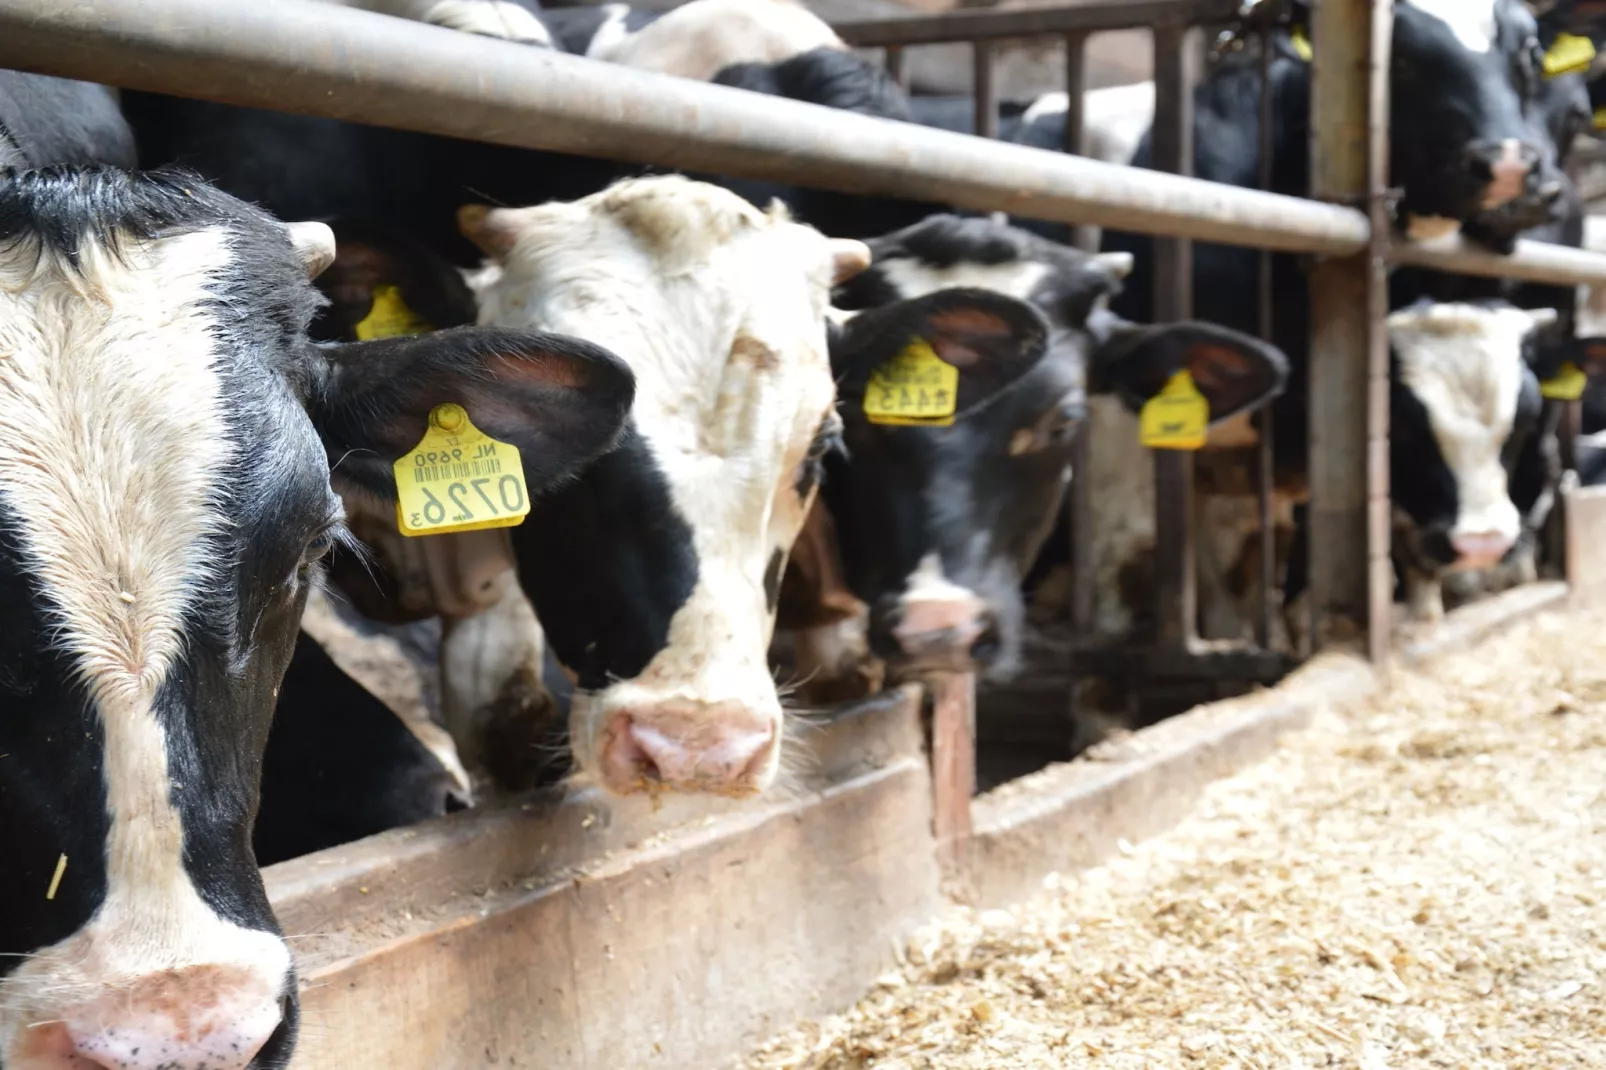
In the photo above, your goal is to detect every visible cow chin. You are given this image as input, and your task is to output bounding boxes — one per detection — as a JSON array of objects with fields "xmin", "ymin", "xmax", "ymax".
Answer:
[{"xmin": 571, "ymin": 684, "xmax": 784, "ymax": 798}]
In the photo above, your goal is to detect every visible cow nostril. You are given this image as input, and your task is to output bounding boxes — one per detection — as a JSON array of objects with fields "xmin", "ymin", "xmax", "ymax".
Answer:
[{"xmin": 969, "ymin": 621, "xmax": 1001, "ymax": 664}]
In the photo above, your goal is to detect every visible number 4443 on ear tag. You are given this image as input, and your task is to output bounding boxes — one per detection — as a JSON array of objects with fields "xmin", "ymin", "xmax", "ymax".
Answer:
[
  {"xmin": 1139, "ymin": 369, "xmax": 1209, "ymax": 450},
  {"xmin": 395, "ymin": 403, "xmax": 532, "ymax": 537}
]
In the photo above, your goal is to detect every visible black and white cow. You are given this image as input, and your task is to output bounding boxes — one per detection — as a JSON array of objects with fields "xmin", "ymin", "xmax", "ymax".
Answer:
[
  {"xmin": 0, "ymin": 167, "xmax": 633, "ymax": 1070},
  {"xmin": 334, "ymin": 0, "xmax": 555, "ymax": 46},
  {"xmin": 452, "ymin": 175, "xmax": 869, "ymax": 796},
  {"xmin": 808, "ymin": 215, "xmax": 1288, "ymax": 688}
]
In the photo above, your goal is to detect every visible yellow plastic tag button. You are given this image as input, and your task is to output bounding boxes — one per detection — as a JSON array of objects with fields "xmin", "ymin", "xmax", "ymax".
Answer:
[
  {"xmin": 1541, "ymin": 361, "xmax": 1588, "ymax": 401},
  {"xmin": 1545, "ymin": 32, "xmax": 1596, "ymax": 78},
  {"xmin": 862, "ymin": 337, "xmax": 961, "ymax": 427},
  {"xmin": 1594, "ymin": 106, "xmax": 1606, "ymax": 132},
  {"xmin": 1139, "ymin": 369, "xmax": 1209, "ymax": 450},
  {"xmin": 356, "ymin": 285, "xmax": 434, "ymax": 341},
  {"xmin": 1290, "ymin": 26, "xmax": 1313, "ymax": 63},
  {"xmin": 394, "ymin": 403, "xmax": 532, "ymax": 537}
]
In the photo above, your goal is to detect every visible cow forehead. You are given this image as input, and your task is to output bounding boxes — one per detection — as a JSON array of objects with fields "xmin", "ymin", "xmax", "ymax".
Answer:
[
  {"xmin": 876, "ymin": 256, "xmax": 1054, "ymax": 304},
  {"xmin": 0, "ymin": 226, "xmax": 235, "ymax": 703},
  {"xmin": 1389, "ymin": 303, "xmax": 1528, "ymax": 463},
  {"xmin": 1404, "ymin": 0, "xmax": 1499, "ymax": 53}
]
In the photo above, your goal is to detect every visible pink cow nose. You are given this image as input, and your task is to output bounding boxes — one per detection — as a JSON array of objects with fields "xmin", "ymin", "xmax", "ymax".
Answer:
[
  {"xmin": 62, "ymin": 965, "xmax": 283, "ymax": 1070},
  {"xmin": 598, "ymin": 702, "xmax": 777, "ymax": 795},
  {"xmin": 1450, "ymin": 531, "xmax": 1515, "ymax": 570},
  {"xmin": 1471, "ymin": 138, "xmax": 1536, "ymax": 210},
  {"xmin": 888, "ymin": 594, "xmax": 998, "ymax": 667}
]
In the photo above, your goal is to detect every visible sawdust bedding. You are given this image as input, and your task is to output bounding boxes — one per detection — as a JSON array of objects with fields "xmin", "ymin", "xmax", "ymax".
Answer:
[{"xmin": 740, "ymin": 608, "xmax": 1606, "ymax": 1069}]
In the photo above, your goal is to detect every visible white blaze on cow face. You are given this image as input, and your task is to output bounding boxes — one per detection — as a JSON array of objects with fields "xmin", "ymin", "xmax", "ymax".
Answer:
[
  {"xmin": 591, "ymin": 0, "xmax": 845, "ymax": 80},
  {"xmin": 0, "ymin": 229, "xmax": 290, "ymax": 1067},
  {"xmin": 465, "ymin": 176, "xmax": 841, "ymax": 796},
  {"xmin": 878, "ymin": 257, "xmax": 1054, "ymax": 306},
  {"xmin": 1388, "ymin": 302, "xmax": 1540, "ymax": 567},
  {"xmin": 1405, "ymin": 0, "xmax": 1497, "ymax": 53},
  {"xmin": 422, "ymin": 0, "xmax": 553, "ymax": 45}
]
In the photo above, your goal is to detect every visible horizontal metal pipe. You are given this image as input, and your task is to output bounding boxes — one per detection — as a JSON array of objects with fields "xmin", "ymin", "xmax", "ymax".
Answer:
[
  {"xmin": 1390, "ymin": 234, "xmax": 1606, "ymax": 288},
  {"xmin": 0, "ymin": 0, "xmax": 1370, "ymax": 255},
  {"xmin": 833, "ymin": 0, "xmax": 1240, "ymax": 46}
]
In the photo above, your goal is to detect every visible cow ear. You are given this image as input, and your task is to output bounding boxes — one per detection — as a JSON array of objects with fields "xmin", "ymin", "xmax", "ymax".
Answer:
[
  {"xmin": 1093, "ymin": 321, "xmax": 1289, "ymax": 423},
  {"xmin": 308, "ymin": 326, "xmax": 635, "ymax": 501},
  {"xmin": 830, "ymin": 288, "xmax": 1050, "ymax": 420},
  {"xmin": 311, "ymin": 219, "xmax": 479, "ymax": 343}
]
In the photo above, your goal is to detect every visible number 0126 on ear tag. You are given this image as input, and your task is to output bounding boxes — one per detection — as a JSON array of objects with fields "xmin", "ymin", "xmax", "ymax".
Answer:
[
  {"xmin": 1139, "ymin": 369, "xmax": 1209, "ymax": 450},
  {"xmin": 394, "ymin": 403, "xmax": 532, "ymax": 537},
  {"xmin": 862, "ymin": 337, "xmax": 960, "ymax": 427}
]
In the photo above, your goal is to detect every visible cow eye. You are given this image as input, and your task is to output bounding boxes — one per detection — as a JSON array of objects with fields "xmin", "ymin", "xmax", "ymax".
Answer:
[{"xmin": 299, "ymin": 526, "xmax": 340, "ymax": 568}]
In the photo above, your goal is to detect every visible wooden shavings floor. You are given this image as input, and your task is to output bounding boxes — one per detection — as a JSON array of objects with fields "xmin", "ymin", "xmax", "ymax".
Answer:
[{"xmin": 739, "ymin": 608, "xmax": 1606, "ymax": 1069}]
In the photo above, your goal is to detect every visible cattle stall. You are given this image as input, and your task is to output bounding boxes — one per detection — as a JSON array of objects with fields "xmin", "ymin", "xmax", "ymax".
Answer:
[{"xmin": 6, "ymin": 0, "xmax": 1606, "ymax": 1066}]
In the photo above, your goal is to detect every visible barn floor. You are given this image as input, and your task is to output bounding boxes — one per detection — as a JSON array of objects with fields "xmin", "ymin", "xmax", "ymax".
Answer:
[{"xmin": 738, "ymin": 607, "xmax": 1606, "ymax": 1069}]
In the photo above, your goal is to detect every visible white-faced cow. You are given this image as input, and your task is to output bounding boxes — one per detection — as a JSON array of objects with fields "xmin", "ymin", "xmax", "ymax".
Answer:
[
  {"xmin": 0, "ymin": 167, "xmax": 633, "ymax": 1070},
  {"xmin": 807, "ymin": 215, "xmax": 1288, "ymax": 693},
  {"xmin": 457, "ymin": 175, "xmax": 869, "ymax": 797}
]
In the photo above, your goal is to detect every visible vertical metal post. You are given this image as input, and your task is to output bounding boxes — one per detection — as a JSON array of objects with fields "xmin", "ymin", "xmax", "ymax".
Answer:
[
  {"xmin": 1308, "ymin": 0, "xmax": 1392, "ymax": 659},
  {"xmin": 1150, "ymin": 21, "xmax": 1201, "ymax": 649},
  {"xmin": 973, "ymin": 41, "xmax": 997, "ymax": 138},
  {"xmin": 1062, "ymin": 32, "xmax": 1099, "ymax": 252},
  {"xmin": 929, "ymin": 671, "xmax": 975, "ymax": 871},
  {"xmin": 1255, "ymin": 29, "xmax": 1278, "ymax": 650},
  {"xmin": 884, "ymin": 44, "xmax": 906, "ymax": 87}
]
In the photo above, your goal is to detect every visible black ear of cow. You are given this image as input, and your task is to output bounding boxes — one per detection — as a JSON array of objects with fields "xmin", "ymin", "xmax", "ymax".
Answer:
[
  {"xmin": 311, "ymin": 218, "xmax": 479, "ymax": 343},
  {"xmin": 1093, "ymin": 321, "xmax": 1290, "ymax": 423},
  {"xmin": 308, "ymin": 326, "xmax": 636, "ymax": 500},
  {"xmin": 830, "ymin": 287, "xmax": 1051, "ymax": 420}
]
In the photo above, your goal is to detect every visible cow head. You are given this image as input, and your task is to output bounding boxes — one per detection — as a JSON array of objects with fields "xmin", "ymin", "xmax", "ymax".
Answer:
[
  {"xmin": 1385, "ymin": 301, "xmax": 1598, "ymax": 598},
  {"xmin": 827, "ymin": 215, "xmax": 1288, "ymax": 681},
  {"xmin": 1392, "ymin": 0, "xmax": 1569, "ymax": 241},
  {"xmin": 459, "ymin": 175, "xmax": 870, "ymax": 797},
  {"xmin": 0, "ymin": 167, "xmax": 632, "ymax": 1070}
]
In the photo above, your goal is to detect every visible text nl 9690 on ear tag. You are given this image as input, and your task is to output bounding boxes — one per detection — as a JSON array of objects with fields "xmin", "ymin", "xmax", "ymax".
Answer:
[
  {"xmin": 1541, "ymin": 361, "xmax": 1588, "ymax": 401},
  {"xmin": 394, "ymin": 403, "xmax": 532, "ymax": 537},
  {"xmin": 862, "ymin": 337, "xmax": 960, "ymax": 427},
  {"xmin": 1139, "ymin": 369, "xmax": 1209, "ymax": 450}
]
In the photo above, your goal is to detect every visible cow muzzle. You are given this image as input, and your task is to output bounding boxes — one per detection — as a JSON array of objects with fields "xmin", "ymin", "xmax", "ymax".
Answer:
[
  {"xmin": 1450, "ymin": 530, "xmax": 1516, "ymax": 571},
  {"xmin": 597, "ymin": 702, "xmax": 778, "ymax": 796},
  {"xmin": 881, "ymin": 592, "xmax": 999, "ymax": 675},
  {"xmin": 18, "ymin": 965, "xmax": 287, "ymax": 1070},
  {"xmin": 1465, "ymin": 138, "xmax": 1548, "ymax": 212}
]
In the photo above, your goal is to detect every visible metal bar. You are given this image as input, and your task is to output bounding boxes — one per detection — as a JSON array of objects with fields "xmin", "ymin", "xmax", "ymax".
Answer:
[
  {"xmin": 834, "ymin": 0, "xmax": 1240, "ymax": 46},
  {"xmin": 929, "ymin": 672, "xmax": 976, "ymax": 871},
  {"xmin": 1307, "ymin": 0, "xmax": 1391, "ymax": 657},
  {"xmin": 973, "ymin": 41, "xmax": 997, "ymax": 139},
  {"xmin": 1391, "ymin": 235, "xmax": 1606, "ymax": 288},
  {"xmin": 1255, "ymin": 29, "xmax": 1277, "ymax": 652},
  {"xmin": 1150, "ymin": 21, "xmax": 1201, "ymax": 650},
  {"xmin": 1364, "ymin": 0, "xmax": 1395, "ymax": 663},
  {"xmin": 884, "ymin": 44, "xmax": 907, "ymax": 87},
  {"xmin": 1062, "ymin": 32, "xmax": 1100, "ymax": 253},
  {"xmin": 0, "ymin": 0, "xmax": 1371, "ymax": 256}
]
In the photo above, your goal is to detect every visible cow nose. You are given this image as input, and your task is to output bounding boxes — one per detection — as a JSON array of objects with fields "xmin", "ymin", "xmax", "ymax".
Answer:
[
  {"xmin": 888, "ymin": 596, "xmax": 998, "ymax": 664},
  {"xmin": 598, "ymin": 703, "xmax": 777, "ymax": 796},
  {"xmin": 65, "ymin": 965, "xmax": 284, "ymax": 1070},
  {"xmin": 1450, "ymin": 531, "xmax": 1515, "ymax": 571},
  {"xmin": 1465, "ymin": 138, "xmax": 1538, "ymax": 210}
]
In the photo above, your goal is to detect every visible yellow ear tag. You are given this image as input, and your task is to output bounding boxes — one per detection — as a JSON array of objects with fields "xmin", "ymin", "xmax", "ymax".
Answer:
[
  {"xmin": 1544, "ymin": 32, "xmax": 1597, "ymax": 78},
  {"xmin": 356, "ymin": 284, "xmax": 434, "ymax": 341},
  {"xmin": 862, "ymin": 336, "xmax": 960, "ymax": 427},
  {"xmin": 1594, "ymin": 106, "xmax": 1606, "ymax": 132},
  {"xmin": 394, "ymin": 403, "xmax": 532, "ymax": 537},
  {"xmin": 1139, "ymin": 369, "xmax": 1209, "ymax": 450},
  {"xmin": 1541, "ymin": 361, "xmax": 1588, "ymax": 401},
  {"xmin": 1289, "ymin": 25, "xmax": 1313, "ymax": 63}
]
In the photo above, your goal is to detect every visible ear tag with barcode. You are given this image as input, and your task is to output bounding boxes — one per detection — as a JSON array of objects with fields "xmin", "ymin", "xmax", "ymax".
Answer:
[
  {"xmin": 1544, "ymin": 32, "xmax": 1597, "ymax": 78},
  {"xmin": 356, "ymin": 284, "xmax": 434, "ymax": 341},
  {"xmin": 394, "ymin": 403, "xmax": 532, "ymax": 537},
  {"xmin": 1541, "ymin": 361, "xmax": 1588, "ymax": 401},
  {"xmin": 1139, "ymin": 369, "xmax": 1209, "ymax": 450},
  {"xmin": 862, "ymin": 337, "xmax": 960, "ymax": 427}
]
